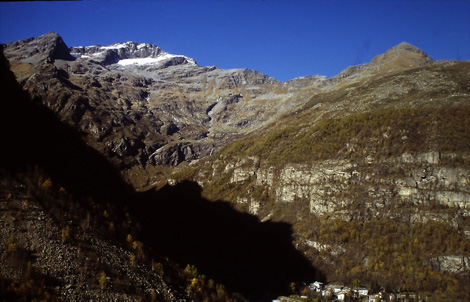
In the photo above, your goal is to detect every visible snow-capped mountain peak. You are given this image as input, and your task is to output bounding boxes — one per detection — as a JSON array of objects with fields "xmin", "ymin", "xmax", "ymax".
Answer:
[{"xmin": 70, "ymin": 41, "xmax": 197, "ymax": 67}]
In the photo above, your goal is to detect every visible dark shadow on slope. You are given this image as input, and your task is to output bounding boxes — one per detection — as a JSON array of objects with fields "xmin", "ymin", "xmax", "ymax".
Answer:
[
  {"xmin": 0, "ymin": 45, "xmax": 132, "ymax": 205},
  {"xmin": 0, "ymin": 47, "xmax": 323, "ymax": 301},
  {"xmin": 133, "ymin": 182, "xmax": 323, "ymax": 301}
]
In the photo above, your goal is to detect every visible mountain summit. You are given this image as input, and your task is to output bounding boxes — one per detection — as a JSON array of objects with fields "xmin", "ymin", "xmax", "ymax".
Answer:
[
  {"xmin": 70, "ymin": 41, "xmax": 197, "ymax": 66},
  {"xmin": 369, "ymin": 41, "xmax": 435, "ymax": 70},
  {"xmin": 387, "ymin": 41, "xmax": 428, "ymax": 55},
  {"xmin": 3, "ymin": 32, "xmax": 74, "ymax": 63},
  {"xmin": 327, "ymin": 41, "xmax": 435, "ymax": 87}
]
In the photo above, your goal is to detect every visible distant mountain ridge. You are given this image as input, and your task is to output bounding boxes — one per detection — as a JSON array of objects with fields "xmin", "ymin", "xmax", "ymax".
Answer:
[
  {"xmin": 2, "ymin": 32, "xmax": 317, "ymax": 187},
  {"xmin": 3, "ymin": 32, "xmax": 435, "ymax": 79},
  {"xmin": 1, "ymin": 33, "xmax": 447, "ymax": 190}
]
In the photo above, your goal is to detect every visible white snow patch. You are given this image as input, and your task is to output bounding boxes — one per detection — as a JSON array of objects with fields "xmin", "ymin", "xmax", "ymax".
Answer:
[
  {"xmin": 100, "ymin": 42, "xmax": 137, "ymax": 50},
  {"xmin": 101, "ymin": 43, "xmax": 127, "ymax": 50},
  {"xmin": 70, "ymin": 53, "xmax": 92, "ymax": 59},
  {"xmin": 117, "ymin": 53, "xmax": 196, "ymax": 66},
  {"xmin": 117, "ymin": 58, "xmax": 160, "ymax": 66}
]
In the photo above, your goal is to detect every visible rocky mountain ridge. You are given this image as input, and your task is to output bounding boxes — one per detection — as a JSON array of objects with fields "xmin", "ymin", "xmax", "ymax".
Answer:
[
  {"xmin": 3, "ymin": 33, "xmax": 441, "ymax": 189},
  {"xmin": 4, "ymin": 32, "xmax": 324, "ymax": 187},
  {"xmin": 69, "ymin": 41, "xmax": 197, "ymax": 66},
  {"xmin": 314, "ymin": 42, "xmax": 436, "ymax": 91}
]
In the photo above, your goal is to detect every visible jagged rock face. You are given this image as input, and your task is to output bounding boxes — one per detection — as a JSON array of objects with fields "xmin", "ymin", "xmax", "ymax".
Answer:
[
  {"xmin": 204, "ymin": 152, "xmax": 470, "ymax": 218},
  {"xmin": 69, "ymin": 42, "xmax": 194, "ymax": 66},
  {"xmin": 3, "ymin": 32, "xmax": 322, "ymax": 187},
  {"xmin": 3, "ymin": 32, "xmax": 74, "ymax": 64},
  {"xmin": 430, "ymin": 256, "xmax": 470, "ymax": 273}
]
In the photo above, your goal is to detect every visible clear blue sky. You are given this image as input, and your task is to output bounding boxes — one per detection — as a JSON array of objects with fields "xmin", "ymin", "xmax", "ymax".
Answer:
[{"xmin": 1, "ymin": 0, "xmax": 469, "ymax": 81}]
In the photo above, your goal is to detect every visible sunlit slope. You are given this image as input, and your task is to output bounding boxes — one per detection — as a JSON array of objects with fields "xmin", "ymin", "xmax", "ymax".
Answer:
[
  {"xmin": 175, "ymin": 60, "xmax": 470, "ymax": 301},
  {"xmin": 214, "ymin": 61, "xmax": 470, "ymax": 165}
]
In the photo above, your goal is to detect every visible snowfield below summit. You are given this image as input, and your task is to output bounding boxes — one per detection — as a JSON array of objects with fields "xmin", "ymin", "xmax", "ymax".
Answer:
[{"xmin": 117, "ymin": 53, "xmax": 196, "ymax": 66}]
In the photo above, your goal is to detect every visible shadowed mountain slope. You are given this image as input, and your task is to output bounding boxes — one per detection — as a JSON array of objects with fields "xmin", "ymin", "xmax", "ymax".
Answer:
[
  {"xmin": 4, "ymin": 32, "xmax": 470, "ymax": 301},
  {"xmin": 0, "ymin": 46, "xmax": 132, "ymax": 205},
  {"xmin": 0, "ymin": 45, "xmax": 320, "ymax": 301},
  {"xmin": 133, "ymin": 181, "xmax": 322, "ymax": 300}
]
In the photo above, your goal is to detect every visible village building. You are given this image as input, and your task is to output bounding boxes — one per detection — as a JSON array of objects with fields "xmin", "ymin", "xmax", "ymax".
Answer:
[
  {"xmin": 298, "ymin": 281, "xmax": 424, "ymax": 302},
  {"xmin": 367, "ymin": 293, "xmax": 382, "ymax": 302},
  {"xmin": 337, "ymin": 289, "xmax": 350, "ymax": 301},
  {"xmin": 353, "ymin": 287, "xmax": 369, "ymax": 297},
  {"xmin": 325, "ymin": 283, "xmax": 343, "ymax": 294},
  {"xmin": 309, "ymin": 281, "xmax": 324, "ymax": 292}
]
